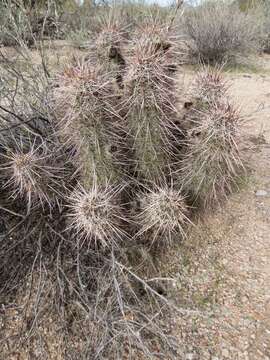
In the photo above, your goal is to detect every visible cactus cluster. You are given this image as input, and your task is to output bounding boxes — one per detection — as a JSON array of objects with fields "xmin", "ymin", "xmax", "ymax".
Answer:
[
  {"xmin": 0, "ymin": 9, "xmax": 246, "ymax": 358},
  {"xmin": 49, "ymin": 14, "xmax": 194, "ymax": 248},
  {"xmin": 49, "ymin": 16, "xmax": 244, "ymax": 245}
]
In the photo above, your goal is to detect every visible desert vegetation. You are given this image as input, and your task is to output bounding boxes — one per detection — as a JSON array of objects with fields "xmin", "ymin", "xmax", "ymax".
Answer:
[
  {"xmin": 0, "ymin": 0, "xmax": 267, "ymax": 358},
  {"xmin": 183, "ymin": 0, "xmax": 263, "ymax": 64}
]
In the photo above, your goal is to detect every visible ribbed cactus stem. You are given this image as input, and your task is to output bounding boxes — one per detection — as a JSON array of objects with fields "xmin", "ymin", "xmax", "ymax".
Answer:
[
  {"xmin": 53, "ymin": 63, "xmax": 121, "ymax": 190},
  {"xmin": 129, "ymin": 104, "xmax": 168, "ymax": 183},
  {"xmin": 124, "ymin": 40, "xmax": 177, "ymax": 184},
  {"xmin": 77, "ymin": 122, "xmax": 119, "ymax": 189}
]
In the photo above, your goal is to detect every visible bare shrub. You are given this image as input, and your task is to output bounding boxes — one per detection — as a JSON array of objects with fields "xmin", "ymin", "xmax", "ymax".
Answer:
[
  {"xmin": 0, "ymin": 0, "xmax": 63, "ymax": 48},
  {"xmin": 183, "ymin": 1, "xmax": 262, "ymax": 63}
]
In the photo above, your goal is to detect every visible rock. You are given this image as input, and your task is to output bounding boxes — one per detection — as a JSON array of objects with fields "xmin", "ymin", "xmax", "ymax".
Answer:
[
  {"xmin": 255, "ymin": 190, "xmax": 268, "ymax": 197},
  {"xmin": 221, "ymin": 348, "xmax": 230, "ymax": 358}
]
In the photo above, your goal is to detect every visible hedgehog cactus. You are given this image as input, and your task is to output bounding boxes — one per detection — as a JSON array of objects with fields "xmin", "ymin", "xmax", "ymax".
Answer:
[
  {"xmin": 193, "ymin": 66, "xmax": 229, "ymax": 105},
  {"xmin": 87, "ymin": 10, "xmax": 127, "ymax": 89},
  {"xmin": 123, "ymin": 31, "xmax": 178, "ymax": 184},
  {"xmin": 67, "ymin": 182, "xmax": 126, "ymax": 247},
  {"xmin": 2, "ymin": 137, "xmax": 63, "ymax": 211},
  {"xmin": 179, "ymin": 101, "xmax": 244, "ymax": 208},
  {"xmin": 135, "ymin": 186, "xmax": 189, "ymax": 246},
  {"xmin": 53, "ymin": 62, "xmax": 122, "ymax": 190},
  {"xmin": 0, "ymin": 7, "xmax": 249, "ymax": 358}
]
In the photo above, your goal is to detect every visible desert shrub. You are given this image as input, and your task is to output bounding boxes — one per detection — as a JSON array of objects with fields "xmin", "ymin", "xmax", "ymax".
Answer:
[
  {"xmin": 236, "ymin": 0, "xmax": 270, "ymax": 54},
  {"xmin": 0, "ymin": 0, "xmax": 64, "ymax": 47},
  {"xmin": 183, "ymin": 0, "xmax": 262, "ymax": 63},
  {"xmin": 0, "ymin": 2, "xmax": 32, "ymax": 47},
  {"xmin": 258, "ymin": 2, "xmax": 270, "ymax": 53}
]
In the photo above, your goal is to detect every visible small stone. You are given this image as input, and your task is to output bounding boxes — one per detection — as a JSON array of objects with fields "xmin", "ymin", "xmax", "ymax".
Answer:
[
  {"xmin": 186, "ymin": 354, "xmax": 195, "ymax": 360},
  {"xmin": 255, "ymin": 190, "xmax": 268, "ymax": 197},
  {"xmin": 221, "ymin": 348, "xmax": 230, "ymax": 358}
]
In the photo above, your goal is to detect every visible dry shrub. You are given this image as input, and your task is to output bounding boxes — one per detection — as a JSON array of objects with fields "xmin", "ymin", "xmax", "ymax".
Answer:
[
  {"xmin": 0, "ymin": 0, "xmax": 63, "ymax": 48},
  {"xmin": 258, "ymin": 1, "xmax": 270, "ymax": 53},
  {"xmin": 183, "ymin": 1, "xmax": 262, "ymax": 63}
]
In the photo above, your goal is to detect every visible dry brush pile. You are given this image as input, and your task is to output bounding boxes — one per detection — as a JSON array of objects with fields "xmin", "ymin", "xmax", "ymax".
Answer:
[{"xmin": 0, "ymin": 9, "xmax": 246, "ymax": 359}]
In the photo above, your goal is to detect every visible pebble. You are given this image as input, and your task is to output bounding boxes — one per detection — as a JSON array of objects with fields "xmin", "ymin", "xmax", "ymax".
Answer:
[
  {"xmin": 255, "ymin": 190, "xmax": 268, "ymax": 197},
  {"xmin": 221, "ymin": 348, "xmax": 230, "ymax": 358}
]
